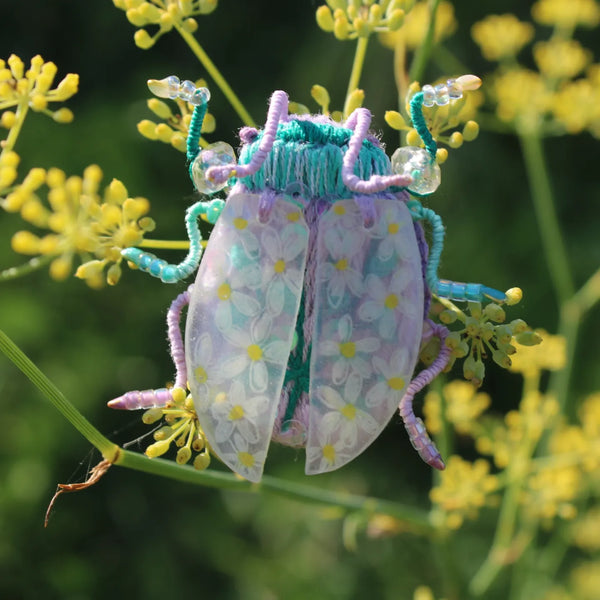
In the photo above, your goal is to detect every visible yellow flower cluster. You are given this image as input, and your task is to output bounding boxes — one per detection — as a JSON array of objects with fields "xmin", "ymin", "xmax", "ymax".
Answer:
[
  {"xmin": 0, "ymin": 54, "xmax": 78, "ymax": 135},
  {"xmin": 430, "ymin": 456, "xmax": 499, "ymax": 530},
  {"xmin": 471, "ymin": 15, "xmax": 534, "ymax": 61},
  {"xmin": 532, "ymin": 0, "xmax": 600, "ymax": 29},
  {"xmin": 472, "ymin": 4, "xmax": 600, "ymax": 136},
  {"xmin": 477, "ymin": 391, "xmax": 560, "ymax": 469},
  {"xmin": 316, "ymin": 0, "xmax": 408, "ymax": 40},
  {"xmin": 424, "ymin": 380, "xmax": 491, "ymax": 436},
  {"xmin": 4, "ymin": 164, "xmax": 154, "ymax": 287},
  {"xmin": 112, "ymin": 0, "xmax": 217, "ymax": 49},
  {"xmin": 379, "ymin": 0, "xmax": 457, "ymax": 50},
  {"xmin": 509, "ymin": 330, "xmax": 566, "ymax": 379},
  {"xmin": 137, "ymin": 80, "xmax": 216, "ymax": 153},
  {"xmin": 424, "ymin": 293, "xmax": 540, "ymax": 387},
  {"xmin": 142, "ymin": 387, "xmax": 211, "ymax": 470}
]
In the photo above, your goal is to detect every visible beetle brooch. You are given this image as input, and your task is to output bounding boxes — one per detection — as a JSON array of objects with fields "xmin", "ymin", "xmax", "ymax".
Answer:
[{"xmin": 109, "ymin": 75, "xmax": 506, "ymax": 483}]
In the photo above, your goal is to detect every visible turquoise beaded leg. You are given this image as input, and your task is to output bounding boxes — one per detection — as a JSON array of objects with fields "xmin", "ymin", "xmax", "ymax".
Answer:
[
  {"xmin": 122, "ymin": 198, "xmax": 224, "ymax": 283},
  {"xmin": 408, "ymin": 200, "xmax": 506, "ymax": 303}
]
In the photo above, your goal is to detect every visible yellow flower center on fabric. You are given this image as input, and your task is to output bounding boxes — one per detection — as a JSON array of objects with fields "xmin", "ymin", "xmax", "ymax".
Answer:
[
  {"xmin": 233, "ymin": 217, "xmax": 248, "ymax": 230},
  {"xmin": 333, "ymin": 203, "xmax": 346, "ymax": 215},
  {"xmin": 341, "ymin": 404, "xmax": 357, "ymax": 420},
  {"xmin": 387, "ymin": 376, "xmax": 405, "ymax": 390},
  {"xmin": 323, "ymin": 444, "xmax": 336, "ymax": 463},
  {"xmin": 335, "ymin": 258, "xmax": 348, "ymax": 271},
  {"xmin": 247, "ymin": 344, "xmax": 263, "ymax": 361},
  {"xmin": 217, "ymin": 282, "xmax": 231, "ymax": 300},
  {"xmin": 238, "ymin": 451, "xmax": 255, "ymax": 468},
  {"xmin": 274, "ymin": 259, "xmax": 286, "ymax": 273},
  {"xmin": 215, "ymin": 392, "xmax": 227, "ymax": 403},
  {"xmin": 339, "ymin": 341, "xmax": 356, "ymax": 358},
  {"xmin": 194, "ymin": 366, "xmax": 208, "ymax": 384},
  {"xmin": 384, "ymin": 293, "xmax": 399, "ymax": 309},
  {"xmin": 287, "ymin": 211, "xmax": 301, "ymax": 222},
  {"xmin": 388, "ymin": 222, "xmax": 400, "ymax": 234},
  {"xmin": 229, "ymin": 405, "xmax": 244, "ymax": 420}
]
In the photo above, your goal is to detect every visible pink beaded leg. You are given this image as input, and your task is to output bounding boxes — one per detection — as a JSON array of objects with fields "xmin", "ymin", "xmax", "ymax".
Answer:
[
  {"xmin": 108, "ymin": 286, "xmax": 192, "ymax": 409},
  {"xmin": 206, "ymin": 90, "xmax": 290, "ymax": 185},
  {"xmin": 342, "ymin": 108, "xmax": 413, "ymax": 193},
  {"xmin": 398, "ymin": 321, "xmax": 451, "ymax": 470}
]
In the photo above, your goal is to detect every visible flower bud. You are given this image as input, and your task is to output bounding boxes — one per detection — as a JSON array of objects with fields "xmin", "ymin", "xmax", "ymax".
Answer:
[
  {"xmin": 316, "ymin": 5, "xmax": 335, "ymax": 31},
  {"xmin": 384, "ymin": 110, "xmax": 406, "ymax": 130}
]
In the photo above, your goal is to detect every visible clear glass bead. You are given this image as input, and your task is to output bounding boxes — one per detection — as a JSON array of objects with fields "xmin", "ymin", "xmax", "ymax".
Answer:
[
  {"xmin": 446, "ymin": 78, "xmax": 462, "ymax": 100},
  {"xmin": 147, "ymin": 75, "xmax": 180, "ymax": 99},
  {"xmin": 391, "ymin": 146, "xmax": 441, "ymax": 195},
  {"xmin": 179, "ymin": 79, "xmax": 196, "ymax": 101},
  {"xmin": 434, "ymin": 83, "xmax": 449, "ymax": 106},
  {"xmin": 191, "ymin": 142, "xmax": 236, "ymax": 194},
  {"xmin": 190, "ymin": 87, "xmax": 210, "ymax": 106},
  {"xmin": 422, "ymin": 84, "xmax": 435, "ymax": 108}
]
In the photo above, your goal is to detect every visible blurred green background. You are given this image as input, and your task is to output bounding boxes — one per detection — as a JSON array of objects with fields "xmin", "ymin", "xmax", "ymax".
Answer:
[{"xmin": 0, "ymin": 1, "xmax": 598, "ymax": 599}]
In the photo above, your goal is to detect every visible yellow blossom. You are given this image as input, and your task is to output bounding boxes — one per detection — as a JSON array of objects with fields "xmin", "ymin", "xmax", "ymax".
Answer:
[
  {"xmin": 533, "ymin": 39, "xmax": 592, "ymax": 80},
  {"xmin": 424, "ymin": 380, "xmax": 490, "ymax": 435},
  {"xmin": 570, "ymin": 561, "xmax": 600, "ymax": 600},
  {"xmin": 471, "ymin": 14, "xmax": 534, "ymax": 62},
  {"xmin": 492, "ymin": 69, "xmax": 552, "ymax": 129},
  {"xmin": 0, "ymin": 54, "xmax": 78, "ymax": 120},
  {"xmin": 521, "ymin": 464, "xmax": 581, "ymax": 521},
  {"xmin": 7, "ymin": 165, "xmax": 154, "ymax": 286},
  {"xmin": 571, "ymin": 507, "xmax": 600, "ymax": 552},
  {"xmin": 552, "ymin": 78, "xmax": 600, "ymax": 136},
  {"xmin": 476, "ymin": 391, "xmax": 559, "ymax": 469},
  {"xmin": 379, "ymin": 0, "xmax": 456, "ymax": 50},
  {"xmin": 430, "ymin": 456, "xmax": 498, "ymax": 529},
  {"xmin": 509, "ymin": 330, "xmax": 566, "ymax": 378},
  {"xmin": 113, "ymin": 0, "xmax": 218, "ymax": 49},
  {"xmin": 532, "ymin": 0, "xmax": 600, "ymax": 29}
]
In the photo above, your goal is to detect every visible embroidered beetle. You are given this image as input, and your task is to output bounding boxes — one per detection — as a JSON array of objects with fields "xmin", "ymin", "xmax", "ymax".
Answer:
[{"xmin": 110, "ymin": 76, "xmax": 506, "ymax": 482}]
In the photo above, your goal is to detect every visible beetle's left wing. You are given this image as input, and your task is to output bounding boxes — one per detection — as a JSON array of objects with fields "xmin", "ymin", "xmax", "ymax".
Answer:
[
  {"xmin": 185, "ymin": 192, "xmax": 309, "ymax": 482},
  {"xmin": 306, "ymin": 198, "xmax": 425, "ymax": 474}
]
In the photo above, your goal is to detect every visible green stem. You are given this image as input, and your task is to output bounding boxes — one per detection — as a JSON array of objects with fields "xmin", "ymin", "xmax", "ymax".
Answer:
[
  {"xmin": 344, "ymin": 35, "xmax": 369, "ymax": 114},
  {"xmin": 469, "ymin": 467, "xmax": 523, "ymax": 596},
  {"xmin": 518, "ymin": 132, "xmax": 574, "ymax": 305},
  {"xmin": 549, "ymin": 267, "xmax": 600, "ymax": 415},
  {"xmin": 3, "ymin": 96, "xmax": 30, "ymax": 154},
  {"xmin": 175, "ymin": 24, "xmax": 255, "ymax": 127},
  {"xmin": 1, "ymin": 328, "xmax": 434, "ymax": 532},
  {"xmin": 118, "ymin": 449, "xmax": 433, "ymax": 530},
  {"xmin": 0, "ymin": 255, "xmax": 53, "ymax": 281},
  {"xmin": 139, "ymin": 239, "xmax": 191, "ymax": 250},
  {"xmin": 408, "ymin": 0, "xmax": 441, "ymax": 83},
  {"xmin": 0, "ymin": 328, "xmax": 118, "ymax": 459}
]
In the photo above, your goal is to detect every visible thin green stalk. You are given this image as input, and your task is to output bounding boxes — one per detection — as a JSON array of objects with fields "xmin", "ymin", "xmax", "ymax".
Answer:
[
  {"xmin": 3, "ymin": 96, "xmax": 30, "ymax": 154},
  {"xmin": 0, "ymin": 328, "xmax": 118, "ymax": 459},
  {"xmin": 518, "ymin": 132, "xmax": 575, "ymax": 304},
  {"xmin": 549, "ymin": 267, "xmax": 600, "ymax": 414},
  {"xmin": 469, "ymin": 467, "xmax": 524, "ymax": 596},
  {"xmin": 174, "ymin": 23, "xmax": 255, "ymax": 127},
  {"xmin": 408, "ymin": 0, "xmax": 441, "ymax": 83},
  {"xmin": 118, "ymin": 449, "xmax": 433, "ymax": 531},
  {"xmin": 0, "ymin": 255, "xmax": 52, "ymax": 281},
  {"xmin": 1, "ymin": 328, "xmax": 434, "ymax": 532},
  {"xmin": 344, "ymin": 35, "xmax": 369, "ymax": 113}
]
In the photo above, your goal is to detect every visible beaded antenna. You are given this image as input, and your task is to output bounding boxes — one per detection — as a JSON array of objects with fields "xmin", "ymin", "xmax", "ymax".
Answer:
[{"xmin": 111, "ymin": 74, "xmax": 507, "ymax": 483}]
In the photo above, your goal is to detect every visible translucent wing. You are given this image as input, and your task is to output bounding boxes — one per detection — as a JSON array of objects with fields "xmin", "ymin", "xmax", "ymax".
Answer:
[
  {"xmin": 185, "ymin": 192, "xmax": 308, "ymax": 482},
  {"xmin": 306, "ymin": 198, "xmax": 424, "ymax": 474}
]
